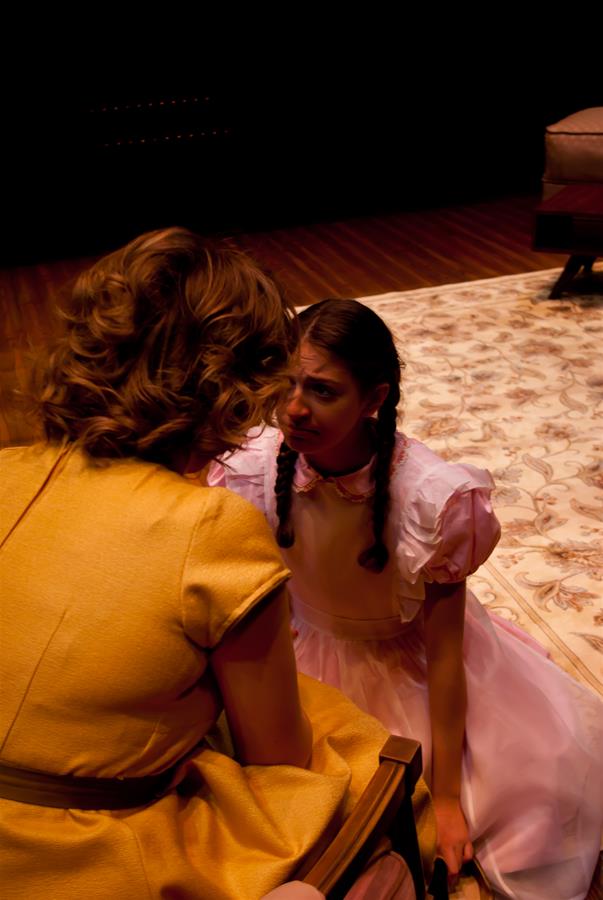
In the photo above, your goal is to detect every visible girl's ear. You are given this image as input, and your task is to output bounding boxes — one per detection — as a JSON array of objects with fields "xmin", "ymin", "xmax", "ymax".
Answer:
[{"xmin": 364, "ymin": 383, "xmax": 389, "ymax": 417}]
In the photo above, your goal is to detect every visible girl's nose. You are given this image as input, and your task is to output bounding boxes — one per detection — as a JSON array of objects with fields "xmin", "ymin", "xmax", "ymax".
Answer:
[{"xmin": 287, "ymin": 389, "xmax": 310, "ymax": 419}]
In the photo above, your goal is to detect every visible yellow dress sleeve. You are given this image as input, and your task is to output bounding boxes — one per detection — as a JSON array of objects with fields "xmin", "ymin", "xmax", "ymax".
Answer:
[{"xmin": 180, "ymin": 486, "xmax": 290, "ymax": 648}]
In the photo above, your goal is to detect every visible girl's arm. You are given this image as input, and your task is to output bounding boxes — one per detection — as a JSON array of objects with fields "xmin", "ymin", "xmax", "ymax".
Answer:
[
  {"xmin": 210, "ymin": 585, "xmax": 313, "ymax": 768},
  {"xmin": 423, "ymin": 579, "xmax": 473, "ymax": 881}
]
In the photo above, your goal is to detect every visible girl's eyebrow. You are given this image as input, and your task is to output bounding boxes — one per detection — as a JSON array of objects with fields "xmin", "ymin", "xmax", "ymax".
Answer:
[{"xmin": 304, "ymin": 374, "xmax": 342, "ymax": 386}]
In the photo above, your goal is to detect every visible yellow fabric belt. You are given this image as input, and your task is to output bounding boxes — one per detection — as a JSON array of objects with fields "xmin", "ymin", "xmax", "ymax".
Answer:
[{"xmin": 0, "ymin": 761, "xmax": 176, "ymax": 809}]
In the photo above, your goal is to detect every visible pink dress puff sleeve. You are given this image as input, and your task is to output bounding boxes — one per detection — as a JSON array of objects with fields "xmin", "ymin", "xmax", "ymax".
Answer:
[
  {"xmin": 421, "ymin": 482, "xmax": 501, "ymax": 583},
  {"xmin": 393, "ymin": 438, "xmax": 501, "ymax": 586},
  {"xmin": 206, "ymin": 425, "xmax": 280, "ymax": 519}
]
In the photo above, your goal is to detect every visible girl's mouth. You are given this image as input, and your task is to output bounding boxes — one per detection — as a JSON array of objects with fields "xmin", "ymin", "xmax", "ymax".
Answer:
[{"xmin": 287, "ymin": 426, "xmax": 318, "ymax": 439}]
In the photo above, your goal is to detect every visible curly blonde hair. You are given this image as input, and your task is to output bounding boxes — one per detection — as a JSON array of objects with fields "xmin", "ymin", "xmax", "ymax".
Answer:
[{"xmin": 34, "ymin": 227, "xmax": 298, "ymax": 463}]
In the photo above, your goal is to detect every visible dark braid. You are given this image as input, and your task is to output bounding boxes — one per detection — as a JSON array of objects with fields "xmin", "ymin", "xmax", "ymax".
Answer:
[
  {"xmin": 276, "ymin": 298, "xmax": 403, "ymax": 571},
  {"xmin": 275, "ymin": 440, "xmax": 299, "ymax": 547},
  {"xmin": 357, "ymin": 382, "xmax": 400, "ymax": 573}
]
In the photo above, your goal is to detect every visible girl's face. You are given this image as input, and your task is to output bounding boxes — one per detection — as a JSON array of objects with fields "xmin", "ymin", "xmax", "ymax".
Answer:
[{"xmin": 278, "ymin": 340, "xmax": 387, "ymax": 472}]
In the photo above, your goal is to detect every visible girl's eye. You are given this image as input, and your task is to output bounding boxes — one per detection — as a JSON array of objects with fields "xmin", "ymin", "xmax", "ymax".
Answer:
[{"xmin": 312, "ymin": 383, "xmax": 336, "ymax": 398}]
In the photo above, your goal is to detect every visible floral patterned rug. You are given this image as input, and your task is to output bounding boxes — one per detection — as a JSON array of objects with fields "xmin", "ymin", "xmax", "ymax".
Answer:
[{"xmin": 359, "ymin": 268, "xmax": 603, "ymax": 700}]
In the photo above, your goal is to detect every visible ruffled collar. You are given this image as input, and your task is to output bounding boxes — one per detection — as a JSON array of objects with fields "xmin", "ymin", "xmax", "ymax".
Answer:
[
  {"xmin": 290, "ymin": 436, "xmax": 408, "ymax": 503},
  {"xmin": 293, "ymin": 453, "xmax": 376, "ymax": 502}
]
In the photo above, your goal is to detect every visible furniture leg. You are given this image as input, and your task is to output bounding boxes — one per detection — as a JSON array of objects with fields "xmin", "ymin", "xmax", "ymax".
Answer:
[{"xmin": 549, "ymin": 255, "xmax": 595, "ymax": 298}]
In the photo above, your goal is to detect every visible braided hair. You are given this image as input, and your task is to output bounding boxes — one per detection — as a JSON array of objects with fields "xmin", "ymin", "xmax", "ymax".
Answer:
[
  {"xmin": 275, "ymin": 299, "xmax": 402, "ymax": 573},
  {"xmin": 275, "ymin": 440, "xmax": 299, "ymax": 548}
]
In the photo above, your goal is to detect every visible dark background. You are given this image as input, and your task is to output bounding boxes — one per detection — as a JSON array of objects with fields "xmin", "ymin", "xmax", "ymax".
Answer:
[{"xmin": 3, "ymin": 38, "xmax": 602, "ymax": 266}]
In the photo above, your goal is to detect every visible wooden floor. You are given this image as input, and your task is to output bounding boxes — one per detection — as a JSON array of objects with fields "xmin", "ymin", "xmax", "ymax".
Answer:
[
  {"xmin": 233, "ymin": 193, "xmax": 566, "ymax": 303},
  {"xmin": 0, "ymin": 191, "xmax": 585, "ymax": 449}
]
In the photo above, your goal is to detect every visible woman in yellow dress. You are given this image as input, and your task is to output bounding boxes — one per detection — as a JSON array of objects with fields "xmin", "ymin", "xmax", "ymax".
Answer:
[{"xmin": 0, "ymin": 228, "xmax": 432, "ymax": 899}]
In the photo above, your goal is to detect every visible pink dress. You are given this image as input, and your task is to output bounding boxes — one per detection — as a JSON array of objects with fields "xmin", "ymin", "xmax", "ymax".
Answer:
[{"xmin": 209, "ymin": 427, "xmax": 603, "ymax": 900}]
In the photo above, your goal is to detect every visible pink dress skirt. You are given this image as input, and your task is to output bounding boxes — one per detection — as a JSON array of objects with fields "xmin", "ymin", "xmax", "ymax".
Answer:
[{"xmin": 294, "ymin": 593, "xmax": 602, "ymax": 900}]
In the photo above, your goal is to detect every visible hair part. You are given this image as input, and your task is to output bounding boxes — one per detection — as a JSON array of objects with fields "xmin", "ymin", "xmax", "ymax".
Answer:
[
  {"xmin": 275, "ymin": 299, "xmax": 403, "ymax": 573},
  {"xmin": 32, "ymin": 226, "xmax": 298, "ymax": 464}
]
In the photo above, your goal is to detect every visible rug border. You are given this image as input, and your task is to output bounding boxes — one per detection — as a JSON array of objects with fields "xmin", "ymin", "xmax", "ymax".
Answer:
[
  {"xmin": 482, "ymin": 561, "xmax": 603, "ymax": 697},
  {"xmin": 357, "ymin": 267, "xmax": 565, "ymax": 302}
]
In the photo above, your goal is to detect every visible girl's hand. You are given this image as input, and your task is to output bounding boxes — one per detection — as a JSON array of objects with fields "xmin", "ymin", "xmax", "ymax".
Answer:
[{"xmin": 433, "ymin": 795, "xmax": 473, "ymax": 886}]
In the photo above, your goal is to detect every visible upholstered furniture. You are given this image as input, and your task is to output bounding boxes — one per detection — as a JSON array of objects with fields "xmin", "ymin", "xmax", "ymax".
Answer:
[
  {"xmin": 542, "ymin": 107, "xmax": 603, "ymax": 200},
  {"xmin": 534, "ymin": 108, "xmax": 603, "ymax": 297}
]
